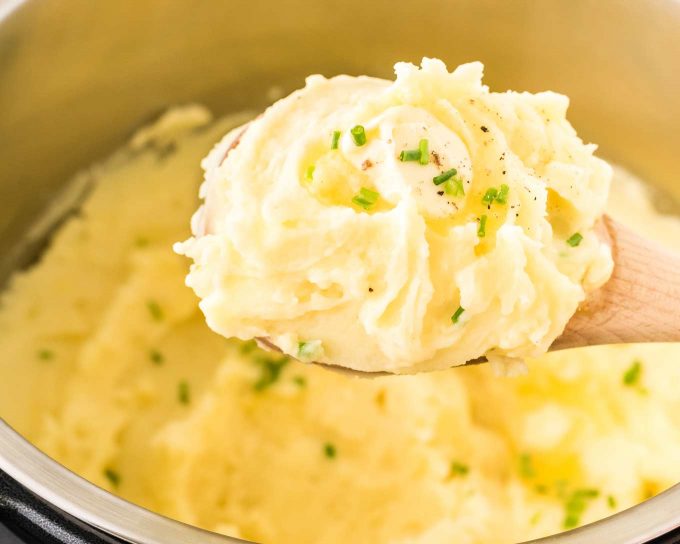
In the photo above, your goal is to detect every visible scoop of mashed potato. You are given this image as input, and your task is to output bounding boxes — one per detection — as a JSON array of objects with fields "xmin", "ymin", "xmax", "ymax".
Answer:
[
  {"xmin": 176, "ymin": 58, "xmax": 613, "ymax": 373},
  {"xmin": 1, "ymin": 108, "xmax": 678, "ymax": 544}
]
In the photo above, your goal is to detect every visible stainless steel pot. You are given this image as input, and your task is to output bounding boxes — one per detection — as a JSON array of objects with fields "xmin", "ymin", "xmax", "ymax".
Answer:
[{"xmin": 0, "ymin": 1, "xmax": 679, "ymax": 543}]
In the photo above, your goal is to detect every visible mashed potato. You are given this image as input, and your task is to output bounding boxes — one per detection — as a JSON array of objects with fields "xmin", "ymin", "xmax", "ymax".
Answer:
[
  {"xmin": 176, "ymin": 59, "xmax": 613, "ymax": 373},
  {"xmin": 0, "ymin": 106, "xmax": 679, "ymax": 544}
]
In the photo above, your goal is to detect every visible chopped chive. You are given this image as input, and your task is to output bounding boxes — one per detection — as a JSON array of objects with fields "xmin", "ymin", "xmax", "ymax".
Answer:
[
  {"xmin": 331, "ymin": 130, "xmax": 341, "ymax": 150},
  {"xmin": 352, "ymin": 187, "xmax": 380, "ymax": 210},
  {"xmin": 147, "ymin": 300, "xmax": 163, "ymax": 321},
  {"xmin": 297, "ymin": 339, "xmax": 323, "ymax": 362},
  {"xmin": 482, "ymin": 187, "xmax": 499, "ymax": 204},
  {"xmin": 607, "ymin": 495, "xmax": 617, "ymax": 509},
  {"xmin": 104, "ymin": 468, "xmax": 121, "ymax": 488},
  {"xmin": 399, "ymin": 149, "xmax": 421, "ymax": 162},
  {"xmin": 564, "ymin": 515, "xmax": 579, "ymax": 529},
  {"xmin": 254, "ymin": 355, "xmax": 290, "ymax": 391},
  {"xmin": 519, "ymin": 453, "xmax": 535, "ymax": 479},
  {"xmin": 418, "ymin": 139, "xmax": 429, "ymax": 165},
  {"xmin": 293, "ymin": 375, "xmax": 307, "ymax": 387},
  {"xmin": 450, "ymin": 461, "xmax": 469, "ymax": 477},
  {"xmin": 496, "ymin": 184, "xmax": 510, "ymax": 204},
  {"xmin": 566, "ymin": 233, "xmax": 583, "ymax": 247},
  {"xmin": 623, "ymin": 360, "xmax": 642, "ymax": 386},
  {"xmin": 478, "ymin": 215, "xmax": 488, "ymax": 238},
  {"xmin": 563, "ymin": 488, "xmax": 599, "ymax": 529},
  {"xmin": 240, "ymin": 340, "xmax": 258, "ymax": 354},
  {"xmin": 530, "ymin": 512, "xmax": 542, "ymax": 526},
  {"xmin": 149, "ymin": 349, "xmax": 164, "ymax": 365},
  {"xmin": 324, "ymin": 442, "xmax": 337, "ymax": 459},
  {"xmin": 444, "ymin": 177, "xmax": 465, "ymax": 197},
  {"xmin": 305, "ymin": 165, "xmax": 315, "ymax": 180},
  {"xmin": 178, "ymin": 380, "xmax": 190, "ymax": 405},
  {"xmin": 451, "ymin": 306, "xmax": 465, "ymax": 324},
  {"xmin": 350, "ymin": 125, "xmax": 367, "ymax": 146},
  {"xmin": 433, "ymin": 168, "xmax": 457, "ymax": 186},
  {"xmin": 37, "ymin": 349, "xmax": 54, "ymax": 361}
]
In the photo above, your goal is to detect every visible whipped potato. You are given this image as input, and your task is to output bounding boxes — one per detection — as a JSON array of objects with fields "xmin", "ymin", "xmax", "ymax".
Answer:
[
  {"xmin": 176, "ymin": 59, "xmax": 613, "ymax": 373},
  {"xmin": 2, "ymin": 107, "xmax": 678, "ymax": 544}
]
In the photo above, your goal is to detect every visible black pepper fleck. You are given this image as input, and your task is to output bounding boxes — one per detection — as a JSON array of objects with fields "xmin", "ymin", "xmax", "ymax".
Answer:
[
  {"xmin": 437, "ymin": 191, "xmax": 444, "ymax": 196},
  {"xmin": 431, "ymin": 151, "xmax": 442, "ymax": 167},
  {"xmin": 481, "ymin": 126, "xmax": 489, "ymax": 133}
]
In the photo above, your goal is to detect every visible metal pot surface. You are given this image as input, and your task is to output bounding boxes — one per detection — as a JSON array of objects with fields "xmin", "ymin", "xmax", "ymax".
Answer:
[{"xmin": 0, "ymin": 1, "xmax": 679, "ymax": 543}]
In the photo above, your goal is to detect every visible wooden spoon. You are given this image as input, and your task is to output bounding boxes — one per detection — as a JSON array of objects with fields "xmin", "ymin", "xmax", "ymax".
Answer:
[
  {"xmin": 553, "ymin": 214, "xmax": 680, "ymax": 350},
  {"xmin": 210, "ymin": 125, "xmax": 680, "ymax": 373}
]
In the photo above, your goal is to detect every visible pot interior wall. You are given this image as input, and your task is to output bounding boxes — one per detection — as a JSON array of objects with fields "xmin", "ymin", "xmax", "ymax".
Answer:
[{"xmin": 0, "ymin": 0, "xmax": 679, "ymax": 282}]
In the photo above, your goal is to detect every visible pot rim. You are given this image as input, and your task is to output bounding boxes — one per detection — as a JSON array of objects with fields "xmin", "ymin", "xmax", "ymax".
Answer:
[
  {"xmin": 1, "ymin": 1, "xmax": 679, "ymax": 543},
  {"xmin": 0, "ymin": 419, "xmax": 245, "ymax": 544},
  {"xmin": 1, "ymin": 419, "xmax": 679, "ymax": 544}
]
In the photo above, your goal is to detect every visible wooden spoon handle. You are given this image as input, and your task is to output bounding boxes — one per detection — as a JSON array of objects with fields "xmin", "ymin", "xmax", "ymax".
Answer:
[{"xmin": 554, "ymin": 215, "xmax": 680, "ymax": 350}]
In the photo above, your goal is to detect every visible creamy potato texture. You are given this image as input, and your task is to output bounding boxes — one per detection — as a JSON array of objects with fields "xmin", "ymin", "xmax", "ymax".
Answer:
[
  {"xmin": 1, "ymin": 107, "xmax": 679, "ymax": 544},
  {"xmin": 177, "ymin": 59, "xmax": 613, "ymax": 373}
]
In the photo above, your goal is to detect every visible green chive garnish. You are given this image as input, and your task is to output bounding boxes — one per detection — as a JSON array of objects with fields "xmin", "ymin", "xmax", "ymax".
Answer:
[
  {"xmin": 352, "ymin": 187, "xmax": 380, "ymax": 210},
  {"xmin": 350, "ymin": 125, "xmax": 367, "ymax": 146},
  {"xmin": 433, "ymin": 168, "xmax": 457, "ymax": 186},
  {"xmin": 478, "ymin": 215, "xmax": 488, "ymax": 238},
  {"xmin": 305, "ymin": 165, "xmax": 315, "ymax": 180},
  {"xmin": 450, "ymin": 461, "xmax": 469, "ymax": 477},
  {"xmin": 451, "ymin": 306, "xmax": 465, "ymax": 324},
  {"xmin": 418, "ymin": 139, "xmax": 429, "ymax": 165},
  {"xmin": 37, "ymin": 349, "xmax": 54, "ymax": 361},
  {"xmin": 324, "ymin": 442, "xmax": 337, "ymax": 459},
  {"xmin": 293, "ymin": 375, "xmax": 307, "ymax": 387},
  {"xmin": 563, "ymin": 489, "xmax": 599, "ymax": 529},
  {"xmin": 150, "ymin": 349, "xmax": 164, "ymax": 365},
  {"xmin": 104, "ymin": 468, "xmax": 121, "ymax": 488},
  {"xmin": 623, "ymin": 360, "xmax": 642, "ymax": 386},
  {"xmin": 331, "ymin": 130, "xmax": 341, "ymax": 150},
  {"xmin": 482, "ymin": 187, "xmax": 499, "ymax": 204},
  {"xmin": 240, "ymin": 340, "xmax": 258, "ymax": 354},
  {"xmin": 566, "ymin": 233, "xmax": 583, "ymax": 247},
  {"xmin": 178, "ymin": 380, "xmax": 190, "ymax": 405},
  {"xmin": 254, "ymin": 355, "xmax": 290, "ymax": 391},
  {"xmin": 607, "ymin": 495, "xmax": 617, "ymax": 509},
  {"xmin": 519, "ymin": 453, "xmax": 536, "ymax": 478},
  {"xmin": 399, "ymin": 149, "xmax": 421, "ymax": 162},
  {"xmin": 297, "ymin": 340, "xmax": 323, "ymax": 362},
  {"xmin": 444, "ymin": 177, "xmax": 465, "ymax": 197},
  {"xmin": 147, "ymin": 300, "xmax": 163, "ymax": 321},
  {"xmin": 496, "ymin": 184, "xmax": 510, "ymax": 204}
]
